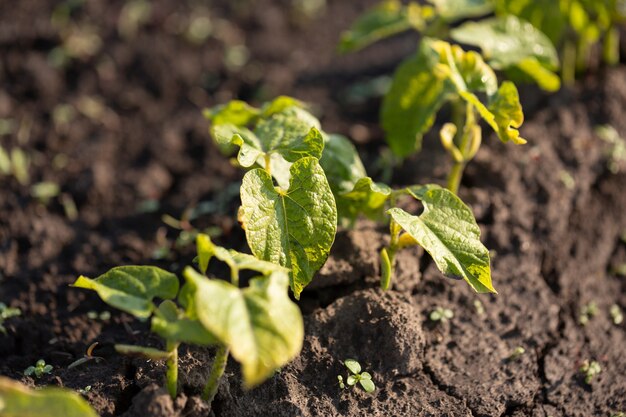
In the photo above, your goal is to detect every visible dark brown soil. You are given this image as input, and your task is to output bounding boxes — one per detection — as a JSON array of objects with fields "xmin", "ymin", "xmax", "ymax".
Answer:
[{"xmin": 1, "ymin": 1, "xmax": 625, "ymax": 416}]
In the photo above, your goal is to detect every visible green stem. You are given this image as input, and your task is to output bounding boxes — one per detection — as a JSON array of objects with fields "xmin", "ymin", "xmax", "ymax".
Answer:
[
  {"xmin": 562, "ymin": 39, "xmax": 577, "ymax": 85},
  {"xmin": 165, "ymin": 341, "xmax": 179, "ymax": 399},
  {"xmin": 446, "ymin": 101, "xmax": 474, "ymax": 195},
  {"xmin": 202, "ymin": 345, "xmax": 229, "ymax": 403},
  {"xmin": 264, "ymin": 154, "xmax": 271, "ymax": 175}
]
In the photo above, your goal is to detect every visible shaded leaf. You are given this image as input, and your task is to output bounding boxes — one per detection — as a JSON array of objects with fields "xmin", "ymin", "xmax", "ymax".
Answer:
[
  {"xmin": 0, "ymin": 377, "xmax": 99, "ymax": 417},
  {"xmin": 320, "ymin": 134, "xmax": 367, "ymax": 195},
  {"xmin": 239, "ymin": 157, "xmax": 337, "ymax": 298},
  {"xmin": 338, "ymin": 0, "xmax": 427, "ymax": 53},
  {"xmin": 115, "ymin": 344, "xmax": 172, "ymax": 360},
  {"xmin": 337, "ymin": 177, "xmax": 391, "ymax": 220},
  {"xmin": 388, "ymin": 185, "xmax": 494, "ymax": 293},
  {"xmin": 184, "ymin": 267, "xmax": 303, "ymax": 387},
  {"xmin": 151, "ymin": 300, "xmax": 218, "ymax": 346},
  {"xmin": 72, "ymin": 266, "xmax": 179, "ymax": 319},
  {"xmin": 428, "ymin": 0, "xmax": 493, "ymax": 22}
]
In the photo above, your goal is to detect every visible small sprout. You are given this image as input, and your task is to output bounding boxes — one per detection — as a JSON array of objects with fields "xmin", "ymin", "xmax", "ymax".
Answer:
[
  {"xmin": 78, "ymin": 385, "xmax": 92, "ymax": 395},
  {"xmin": 24, "ymin": 359, "xmax": 53, "ymax": 378},
  {"xmin": 578, "ymin": 301, "xmax": 598, "ymax": 326},
  {"xmin": 337, "ymin": 375, "xmax": 345, "ymax": 389},
  {"xmin": 558, "ymin": 170, "xmax": 576, "ymax": 190},
  {"xmin": 473, "ymin": 299, "xmax": 485, "ymax": 316},
  {"xmin": 579, "ymin": 360, "xmax": 601, "ymax": 384},
  {"xmin": 341, "ymin": 359, "xmax": 376, "ymax": 393},
  {"xmin": 430, "ymin": 307, "xmax": 454, "ymax": 322},
  {"xmin": 68, "ymin": 342, "xmax": 104, "ymax": 370},
  {"xmin": 610, "ymin": 304, "xmax": 623, "ymax": 325},
  {"xmin": 507, "ymin": 346, "xmax": 525, "ymax": 361},
  {"xmin": 0, "ymin": 302, "xmax": 21, "ymax": 334},
  {"xmin": 87, "ymin": 310, "xmax": 111, "ymax": 321}
]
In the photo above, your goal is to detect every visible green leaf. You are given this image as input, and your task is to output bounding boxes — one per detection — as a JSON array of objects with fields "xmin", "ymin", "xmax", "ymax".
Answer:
[
  {"xmin": 427, "ymin": 0, "xmax": 493, "ymax": 22},
  {"xmin": 346, "ymin": 375, "xmax": 358, "ymax": 386},
  {"xmin": 184, "ymin": 267, "xmax": 304, "ymax": 387},
  {"xmin": 0, "ymin": 377, "xmax": 99, "ymax": 417},
  {"xmin": 388, "ymin": 185, "xmax": 495, "ymax": 293},
  {"xmin": 239, "ymin": 157, "xmax": 337, "ymax": 298},
  {"xmin": 359, "ymin": 378, "xmax": 376, "ymax": 392},
  {"xmin": 514, "ymin": 57, "xmax": 561, "ymax": 92},
  {"xmin": 151, "ymin": 300, "xmax": 218, "ymax": 346},
  {"xmin": 195, "ymin": 233, "xmax": 289, "ymax": 276},
  {"xmin": 337, "ymin": 177, "xmax": 392, "ymax": 220},
  {"xmin": 253, "ymin": 110, "xmax": 324, "ymax": 163},
  {"xmin": 211, "ymin": 124, "xmax": 263, "ymax": 168},
  {"xmin": 382, "ymin": 38, "xmax": 500, "ymax": 157},
  {"xmin": 494, "ymin": 0, "xmax": 568, "ymax": 45},
  {"xmin": 319, "ymin": 134, "xmax": 367, "ymax": 195},
  {"xmin": 203, "ymin": 100, "xmax": 260, "ymax": 126},
  {"xmin": 338, "ymin": 1, "xmax": 428, "ymax": 53},
  {"xmin": 72, "ymin": 266, "xmax": 179, "ymax": 319},
  {"xmin": 261, "ymin": 96, "xmax": 305, "ymax": 118},
  {"xmin": 451, "ymin": 15, "xmax": 559, "ymax": 69},
  {"xmin": 115, "ymin": 344, "xmax": 173, "ymax": 360},
  {"xmin": 344, "ymin": 359, "xmax": 362, "ymax": 374},
  {"xmin": 381, "ymin": 47, "xmax": 450, "ymax": 157}
]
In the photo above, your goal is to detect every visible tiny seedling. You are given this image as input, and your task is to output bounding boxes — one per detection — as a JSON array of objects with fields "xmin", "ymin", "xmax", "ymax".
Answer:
[
  {"xmin": 429, "ymin": 307, "xmax": 454, "ymax": 323},
  {"xmin": 473, "ymin": 299, "xmax": 485, "ymax": 316},
  {"xmin": 87, "ymin": 310, "xmax": 111, "ymax": 321},
  {"xmin": 596, "ymin": 125, "xmax": 626, "ymax": 174},
  {"xmin": 24, "ymin": 359, "xmax": 53, "ymax": 379},
  {"xmin": 0, "ymin": 302, "xmax": 21, "ymax": 334},
  {"xmin": 579, "ymin": 301, "xmax": 598, "ymax": 326},
  {"xmin": 68, "ymin": 342, "xmax": 104, "ymax": 370},
  {"xmin": 341, "ymin": 359, "xmax": 376, "ymax": 393},
  {"xmin": 610, "ymin": 304, "xmax": 623, "ymax": 325},
  {"xmin": 0, "ymin": 145, "xmax": 30, "ymax": 185},
  {"xmin": 77, "ymin": 385, "xmax": 92, "ymax": 395},
  {"xmin": 579, "ymin": 360, "xmax": 601, "ymax": 385},
  {"xmin": 507, "ymin": 346, "xmax": 525, "ymax": 361}
]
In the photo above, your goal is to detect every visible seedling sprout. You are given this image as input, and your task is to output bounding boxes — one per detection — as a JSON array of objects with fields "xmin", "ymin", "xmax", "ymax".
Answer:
[
  {"xmin": 430, "ymin": 307, "xmax": 454, "ymax": 322},
  {"xmin": 24, "ymin": 359, "xmax": 53, "ymax": 379},
  {"xmin": 0, "ymin": 302, "xmax": 21, "ymax": 334},
  {"xmin": 610, "ymin": 304, "xmax": 623, "ymax": 325},
  {"xmin": 340, "ymin": 359, "xmax": 376, "ymax": 393},
  {"xmin": 579, "ymin": 360, "xmax": 601, "ymax": 384}
]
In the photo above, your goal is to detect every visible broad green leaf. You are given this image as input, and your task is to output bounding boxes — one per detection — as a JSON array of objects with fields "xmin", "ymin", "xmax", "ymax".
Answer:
[
  {"xmin": 515, "ymin": 57, "xmax": 561, "ymax": 92},
  {"xmin": 239, "ymin": 157, "xmax": 337, "ymax": 297},
  {"xmin": 195, "ymin": 234, "xmax": 289, "ymax": 277},
  {"xmin": 344, "ymin": 359, "xmax": 362, "ymax": 374},
  {"xmin": 115, "ymin": 344, "xmax": 172, "ymax": 360},
  {"xmin": 338, "ymin": 1, "xmax": 428, "ymax": 53},
  {"xmin": 451, "ymin": 15, "xmax": 560, "ymax": 77},
  {"xmin": 72, "ymin": 266, "xmax": 179, "ymax": 319},
  {"xmin": 184, "ymin": 267, "xmax": 304, "ymax": 387},
  {"xmin": 211, "ymin": 124, "xmax": 263, "ymax": 168},
  {"xmin": 337, "ymin": 177, "xmax": 392, "ymax": 220},
  {"xmin": 319, "ymin": 134, "xmax": 367, "ymax": 195},
  {"xmin": 151, "ymin": 300, "xmax": 218, "ymax": 346},
  {"xmin": 203, "ymin": 100, "xmax": 260, "ymax": 126},
  {"xmin": 388, "ymin": 185, "xmax": 494, "ymax": 293},
  {"xmin": 381, "ymin": 48, "xmax": 450, "ymax": 157},
  {"xmin": 0, "ymin": 377, "xmax": 99, "ymax": 417},
  {"xmin": 428, "ymin": 0, "xmax": 493, "ymax": 22},
  {"xmin": 494, "ymin": 0, "xmax": 568, "ymax": 44}
]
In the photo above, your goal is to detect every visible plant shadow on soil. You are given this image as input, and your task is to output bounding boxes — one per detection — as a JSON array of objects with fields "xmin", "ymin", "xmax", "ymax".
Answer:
[{"xmin": 1, "ymin": 1, "xmax": 625, "ymax": 416}]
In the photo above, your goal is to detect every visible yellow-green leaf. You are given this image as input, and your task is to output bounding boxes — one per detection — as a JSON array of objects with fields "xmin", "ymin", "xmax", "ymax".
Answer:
[
  {"xmin": 0, "ymin": 377, "xmax": 99, "ymax": 417},
  {"xmin": 71, "ymin": 266, "xmax": 179, "ymax": 319},
  {"xmin": 389, "ymin": 185, "xmax": 495, "ymax": 293},
  {"xmin": 239, "ymin": 157, "xmax": 337, "ymax": 298},
  {"xmin": 184, "ymin": 267, "xmax": 303, "ymax": 387}
]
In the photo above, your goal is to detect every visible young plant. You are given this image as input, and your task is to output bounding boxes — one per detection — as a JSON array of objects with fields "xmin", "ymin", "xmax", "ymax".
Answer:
[
  {"xmin": 24, "ymin": 359, "xmax": 53, "ymax": 379},
  {"xmin": 507, "ymin": 346, "xmax": 526, "ymax": 361},
  {"xmin": 429, "ymin": 306, "xmax": 454, "ymax": 322},
  {"xmin": 0, "ymin": 377, "xmax": 99, "ymax": 417},
  {"xmin": 610, "ymin": 304, "xmax": 623, "ymax": 325},
  {"xmin": 0, "ymin": 302, "xmax": 21, "ymax": 334},
  {"xmin": 207, "ymin": 97, "xmax": 496, "ymax": 295},
  {"xmin": 72, "ymin": 233, "xmax": 303, "ymax": 405},
  {"xmin": 579, "ymin": 359, "xmax": 601, "ymax": 384},
  {"xmin": 579, "ymin": 301, "xmax": 598, "ymax": 325},
  {"xmin": 340, "ymin": 359, "xmax": 376, "ymax": 393}
]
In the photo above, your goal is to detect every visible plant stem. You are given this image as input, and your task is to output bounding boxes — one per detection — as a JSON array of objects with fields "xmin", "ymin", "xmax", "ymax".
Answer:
[
  {"xmin": 202, "ymin": 345, "xmax": 229, "ymax": 404},
  {"xmin": 165, "ymin": 341, "xmax": 179, "ymax": 399},
  {"xmin": 562, "ymin": 39, "xmax": 576, "ymax": 85},
  {"xmin": 264, "ymin": 154, "xmax": 271, "ymax": 175},
  {"xmin": 446, "ymin": 101, "xmax": 474, "ymax": 195}
]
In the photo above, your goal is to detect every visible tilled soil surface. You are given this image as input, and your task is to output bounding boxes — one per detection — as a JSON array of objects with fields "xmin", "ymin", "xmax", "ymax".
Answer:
[{"xmin": 1, "ymin": 1, "xmax": 625, "ymax": 416}]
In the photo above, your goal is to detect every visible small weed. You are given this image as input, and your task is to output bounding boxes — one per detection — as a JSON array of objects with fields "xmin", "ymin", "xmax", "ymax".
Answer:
[
  {"xmin": 579, "ymin": 301, "xmax": 598, "ymax": 326},
  {"xmin": 610, "ymin": 304, "xmax": 623, "ymax": 325},
  {"xmin": 78, "ymin": 385, "xmax": 92, "ymax": 395},
  {"xmin": 68, "ymin": 342, "xmax": 104, "ymax": 370},
  {"xmin": 473, "ymin": 300, "xmax": 485, "ymax": 316},
  {"xmin": 339, "ymin": 359, "xmax": 375, "ymax": 393},
  {"xmin": 430, "ymin": 307, "xmax": 454, "ymax": 323},
  {"xmin": 0, "ymin": 302, "xmax": 21, "ymax": 334},
  {"xmin": 24, "ymin": 359, "xmax": 53, "ymax": 378},
  {"xmin": 507, "ymin": 346, "xmax": 525, "ymax": 361},
  {"xmin": 579, "ymin": 360, "xmax": 601, "ymax": 385},
  {"xmin": 87, "ymin": 310, "xmax": 111, "ymax": 321}
]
